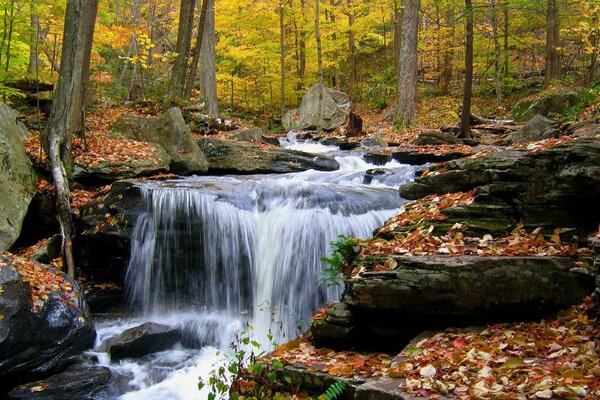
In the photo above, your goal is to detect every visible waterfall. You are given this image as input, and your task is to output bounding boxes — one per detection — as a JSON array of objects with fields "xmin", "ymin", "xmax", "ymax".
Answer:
[
  {"xmin": 125, "ymin": 160, "xmax": 414, "ymax": 340},
  {"xmin": 95, "ymin": 153, "xmax": 418, "ymax": 399}
]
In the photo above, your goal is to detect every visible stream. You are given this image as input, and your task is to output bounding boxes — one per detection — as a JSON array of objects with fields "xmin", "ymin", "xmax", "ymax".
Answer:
[{"xmin": 92, "ymin": 140, "xmax": 418, "ymax": 399}]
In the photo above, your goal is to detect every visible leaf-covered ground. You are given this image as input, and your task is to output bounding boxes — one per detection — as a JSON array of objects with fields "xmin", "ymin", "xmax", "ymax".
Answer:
[
  {"xmin": 351, "ymin": 191, "xmax": 590, "ymax": 274},
  {"xmin": 389, "ymin": 299, "xmax": 600, "ymax": 400},
  {"xmin": 0, "ymin": 253, "xmax": 77, "ymax": 312},
  {"xmin": 268, "ymin": 300, "xmax": 599, "ymax": 400}
]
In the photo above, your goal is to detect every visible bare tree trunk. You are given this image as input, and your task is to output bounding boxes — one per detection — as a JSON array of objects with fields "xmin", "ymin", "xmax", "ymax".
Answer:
[
  {"xmin": 280, "ymin": 1, "xmax": 286, "ymax": 116},
  {"xmin": 393, "ymin": 0, "xmax": 401, "ymax": 73},
  {"xmin": 200, "ymin": 0, "xmax": 219, "ymax": 117},
  {"xmin": 185, "ymin": 0, "xmax": 208, "ymax": 97},
  {"xmin": 316, "ymin": 0, "xmax": 324, "ymax": 133},
  {"xmin": 3, "ymin": 0, "xmax": 15, "ymax": 84},
  {"xmin": 438, "ymin": 2, "xmax": 454, "ymax": 95},
  {"xmin": 491, "ymin": 0, "xmax": 502, "ymax": 104},
  {"xmin": 545, "ymin": 0, "xmax": 560, "ymax": 83},
  {"xmin": 460, "ymin": 0, "xmax": 474, "ymax": 139},
  {"xmin": 347, "ymin": 0, "xmax": 356, "ymax": 97},
  {"xmin": 503, "ymin": 0, "xmax": 509, "ymax": 77},
  {"xmin": 44, "ymin": 0, "xmax": 98, "ymax": 278},
  {"xmin": 394, "ymin": 0, "xmax": 420, "ymax": 126},
  {"xmin": 28, "ymin": 4, "xmax": 40, "ymax": 76},
  {"xmin": 170, "ymin": 0, "xmax": 195, "ymax": 99}
]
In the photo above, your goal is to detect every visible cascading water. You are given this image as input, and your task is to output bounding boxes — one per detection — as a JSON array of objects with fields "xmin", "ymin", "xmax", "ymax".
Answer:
[{"xmin": 93, "ymin": 143, "xmax": 418, "ymax": 399}]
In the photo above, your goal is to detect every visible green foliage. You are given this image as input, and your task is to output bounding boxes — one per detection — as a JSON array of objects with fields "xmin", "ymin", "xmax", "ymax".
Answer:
[
  {"xmin": 198, "ymin": 325, "xmax": 295, "ymax": 400},
  {"xmin": 317, "ymin": 380, "xmax": 347, "ymax": 400},
  {"xmin": 318, "ymin": 235, "xmax": 360, "ymax": 288},
  {"xmin": 365, "ymin": 67, "xmax": 395, "ymax": 110}
]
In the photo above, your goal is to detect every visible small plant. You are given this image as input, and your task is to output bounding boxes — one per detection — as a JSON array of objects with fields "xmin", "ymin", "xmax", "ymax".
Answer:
[
  {"xmin": 198, "ymin": 324, "xmax": 296, "ymax": 400},
  {"xmin": 318, "ymin": 235, "xmax": 361, "ymax": 288},
  {"xmin": 315, "ymin": 380, "xmax": 347, "ymax": 400}
]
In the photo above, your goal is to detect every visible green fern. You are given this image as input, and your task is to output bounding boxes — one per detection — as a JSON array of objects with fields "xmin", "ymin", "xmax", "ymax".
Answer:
[{"xmin": 320, "ymin": 380, "xmax": 347, "ymax": 400}]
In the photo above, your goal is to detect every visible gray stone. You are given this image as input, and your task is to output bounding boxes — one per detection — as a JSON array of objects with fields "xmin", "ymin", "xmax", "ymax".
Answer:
[
  {"xmin": 114, "ymin": 107, "xmax": 209, "ymax": 174},
  {"xmin": 399, "ymin": 137, "xmax": 600, "ymax": 235},
  {"xmin": 511, "ymin": 90, "xmax": 580, "ymax": 122},
  {"xmin": 0, "ymin": 103, "xmax": 36, "ymax": 252},
  {"xmin": 198, "ymin": 138, "xmax": 339, "ymax": 173},
  {"xmin": 73, "ymin": 143, "xmax": 170, "ymax": 182},
  {"xmin": 287, "ymin": 84, "xmax": 351, "ymax": 131},
  {"xmin": 348, "ymin": 256, "xmax": 595, "ymax": 320},
  {"xmin": 0, "ymin": 256, "xmax": 96, "ymax": 390},
  {"xmin": 234, "ymin": 128, "xmax": 264, "ymax": 143},
  {"xmin": 6, "ymin": 366, "xmax": 116, "ymax": 400},
  {"xmin": 412, "ymin": 130, "xmax": 460, "ymax": 145},
  {"xmin": 507, "ymin": 114, "xmax": 560, "ymax": 144},
  {"xmin": 360, "ymin": 137, "xmax": 388, "ymax": 149},
  {"xmin": 355, "ymin": 377, "xmax": 448, "ymax": 400},
  {"xmin": 100, "ymin": 322, "xmax": 181, "ymax": 361},
  {"xmin": 282, "ymin": 109, "xmax": 299, "ymax": 131}
]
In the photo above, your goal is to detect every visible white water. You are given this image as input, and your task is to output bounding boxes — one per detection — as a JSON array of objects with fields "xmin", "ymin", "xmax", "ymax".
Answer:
[{"xmin": 93, "ymin": 142, "xmax": 417, "ymax": 399}]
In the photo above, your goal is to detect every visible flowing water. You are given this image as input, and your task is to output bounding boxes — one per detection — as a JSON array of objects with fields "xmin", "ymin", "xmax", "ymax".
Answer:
[{"xmin": 93, "ymin": 141, "xmax": 418, "ymax": 399}]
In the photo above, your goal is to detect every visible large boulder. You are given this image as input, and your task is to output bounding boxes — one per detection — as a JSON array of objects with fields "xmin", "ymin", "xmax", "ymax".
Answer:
[
  {"xmin": 399, "ymin": 137, "xmax": 600, "ymax": 235},
  {"xmin": 99, "ymin": 322, "xmax": 181, "ymax": 361},
  {"xmin": 283, "ymin": 84, "xmax": 351, "ymax": 131},
  {"xmin": 114, "ymin": 107, "xmax": 209, "ymax": 174},
  {"xmin": 6, "ymin": 366, "xmax": 116, "ymax": 400},
  {"xmin": 0, "ymin": 255, "xmax": 96, "ymax": 392},
  {"xmin": 312, "ymin": 256, "xmax": 596, "ymax": 349},
  {"xmin": 0, "ymin": 103, "xmax": 36, "ymax": 252},
  {"xmin": 412, "ymin": 130, "xmax": 460, "ymax": 145},
  {"xmin": 197, "ymin": 138, "xmax": 339, "ymax": 173},
  {"xmin": 507, "ymin": 114, "xmax": 560, "ymax": 144},
  {"xmin": 511, "ymin": 89, "xmax": 580, "ymax": 122},
  {"xmin": 73, "ymin": 142, "xmax": 171, "ymax": 182}
]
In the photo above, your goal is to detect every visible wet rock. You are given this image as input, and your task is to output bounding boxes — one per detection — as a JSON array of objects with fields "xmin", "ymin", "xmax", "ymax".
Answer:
[
  {"xmin": 0, "ymin": 103, "xmax": 36, "ymax": 252},
  {"xmin": 348, "ymin": 256, "xmax": 594, "ymax": 320},
  {"xmin": 29, "ymin": 235, "xmax": 61, "ymax": 264},
  {"xmin": 412, "ymin": 130, "xmax": 460, "ymax": 145},
  {"xmin": 0, "ymin": 257, "xmax": 96, "ymax": 391},
  {"xmin": 390, "ymin": 150, "xmax": 469, "ymax": 165},
  {"xmin": 73, "ymin": 143, "xmax": 170, "ymax": 183},
  {"xmin": 197, "ymin": 138, "xmax": 339, "ymax": 174},
  {"xmin": 114, "ymin": 107, "xmax": 209, "ymax": 174},
  {"xmin": 399, "ymin": 137, "xmax": 600, "ymax": 235},
  {"xmin": 100, "ymin": 322, "xmax": 181, "ymax": 361},
  {"xmin": 507, "ymin": 114, "xmax": 560, "ymax": 144},
  {"xmin": 6, "ymin": 366, "xmax": 115, "ymax": 400},
  {"xmin": 79, "ymin": 181, "xmax": 146, "ymax": 282},
  {"xmin": 82, "ymin": 283, "xmax": 125, "ymax": 314},
  {"xmin": 283, "ymin": 84, "xmax": 351, "ymax": 131},
  {"xmin": 360, "ymin": 137, "xmax": 387, "ymax": 149}
]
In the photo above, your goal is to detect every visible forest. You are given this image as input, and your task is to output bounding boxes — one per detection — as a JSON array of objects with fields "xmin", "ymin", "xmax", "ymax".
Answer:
[{"xmin": 0, "ymin": 0, "xmax": 599, "ymax": 399}]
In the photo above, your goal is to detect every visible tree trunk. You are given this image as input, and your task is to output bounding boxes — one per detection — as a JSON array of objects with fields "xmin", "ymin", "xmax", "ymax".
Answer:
[
  {"xmin": 438, "ymin": 2, "xmax": 454, "ymax": 95},
  {"xmin": 491, "ymin": 0, "xmax": 502, "ymax": 105},
  {"xmin": 170, "ymin": 0, "xmax": 195, "ymax": 99},
  {"xmin": 28, "ymin": 4, "xmax": 40, "ymax": 76},
  {"xmin": 545, "ymin": 0, "xmax": 560, "ymax": 83},
  {"xmin": 347, "ymin": 0, "xmax": 356, "ymax": 97},
  {"xmin": 503, "ymin": 1, "xmax": 509, "ymax": 77},
  {"xmin": 316, "ymin": 0, "xmax": 324, "ymax": 133},
  {"xmin": 394, "ymin": 0, "xmax": 420, "ymax": 126},
  {"xmin": 459, "ymin": 0, "xmax": 474, "ymax": 139},
  {"xmin": 393, "ymin": 0, "xmax": 402, "ymax": 73},
  {"xmin": 200, "ymin": 0, "xmax": 219, "ymax": 117},
  {"xmin": 44, "ymin": 0, "xmax": 98, "ymax": 278},
  {"xmin": 185, "ymin": 0, "xmax": 209, "ymax": 98},
  {"xmin": 280, "ymin": 1, "xmax": 286, "ymax": 116}
]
